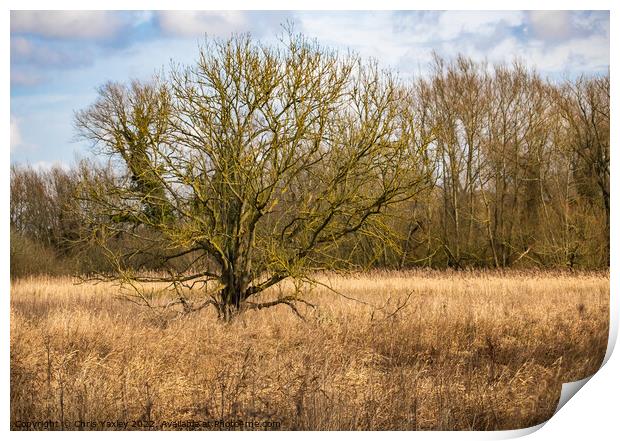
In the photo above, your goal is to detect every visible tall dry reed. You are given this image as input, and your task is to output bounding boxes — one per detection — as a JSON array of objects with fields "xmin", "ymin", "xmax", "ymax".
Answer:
[{"xmin": 11, "ymin": 270, "xmax": 609, "ymax": 430}]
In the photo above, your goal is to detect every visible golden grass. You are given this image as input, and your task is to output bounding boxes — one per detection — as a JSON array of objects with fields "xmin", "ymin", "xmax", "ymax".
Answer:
[{"xmin": 10, "ymin": 269, "xmax": 609, "ymax": 430}]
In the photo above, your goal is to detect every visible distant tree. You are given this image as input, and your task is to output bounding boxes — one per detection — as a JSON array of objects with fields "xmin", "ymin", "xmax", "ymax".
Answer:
[
  {"xmin": 74, "ymin": 33, "xmax": 432, "ymax": 320},
  {"xmin": 10, "ymin": 164, "xmax": 85, "ymax": 276},
  {"xmin": 10, "ymin": 164, "xmax": 82, "ymax": 250},
  {"xmin": 553, "ymin": 75, "xmax": 610, "ymax": 265}
]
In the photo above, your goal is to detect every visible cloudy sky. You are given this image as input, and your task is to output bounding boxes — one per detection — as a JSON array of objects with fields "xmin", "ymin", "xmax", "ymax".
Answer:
[{"xmin": 10, "ymin": 10, "xmax": 610, "ymax": 167}]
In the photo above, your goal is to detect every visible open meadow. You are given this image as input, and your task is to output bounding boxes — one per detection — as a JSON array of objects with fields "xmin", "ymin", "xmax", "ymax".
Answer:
[{"xmin": 10, "ymin": 270, "xmax": 609, "ymax": 430}]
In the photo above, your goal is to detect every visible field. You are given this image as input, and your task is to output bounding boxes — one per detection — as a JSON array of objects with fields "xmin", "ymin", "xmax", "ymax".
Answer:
[{"xmin": 10, "ymin": 270, "xmax": 609, "ymax": 430}]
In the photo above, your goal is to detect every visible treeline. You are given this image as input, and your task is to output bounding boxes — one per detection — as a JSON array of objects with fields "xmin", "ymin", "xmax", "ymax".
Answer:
[
  {"xmin": 370, "ymin": 56, "xmax": 610, "ymax": 270},
  {"xmin": 10, "ymin": 55, "xmax": 609, "ymax": 276}
]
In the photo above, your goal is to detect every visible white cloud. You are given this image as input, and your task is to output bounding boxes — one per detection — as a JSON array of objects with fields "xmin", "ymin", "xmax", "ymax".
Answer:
[
  {"xmin": 132, "ymin": 11, "xmax": 155, "ymax": 28},
  {"xmin": 306, "ymin": 11, "xmax": 608, "ymax": 80},
  {"xmin": 11, "ymin": 11, "xmax": 125, "ymax": 39},
  {"xmin": 392, "ymin": 11, "xmax": 524, "ymax": 43},
  {"xmin": 156, "ymin": 11, "xmax": 248, "ymax": 38},
  {"xmin": 11, "ymin": 116, "xmax": 23, "ymax": 151},
  {"xmin": 11, "ymin": 70, "xmax": 44, "ymax": 86},
  {"xmin": 300, "ymin": 12, "xmax": 412, "ymax": 68},
  {"xmin": 530, "ymin": 34, "xmax": 609, "ymax": 74},
  {"xmin": 441, "ymin": 31, "xmax": 609, "ymax": 77},
  {"xmin": 527, "ymin": 11, "xmax": 572, "ymax": 41},
  {"xmin": 436, "ymin": 11, "xmax": 524, "ymax": 41},
  {"xmin": 11, "ymin": 36, "xmax": 32, "ymax": 56},
  {"xmin": 298, "ymin": 11, "xmax": 528, "ymax": 78},
  {"xmin": 11, "ymin": 37, "xmax": 92, "ymax": 68},
  {"xmin": 573, "ymin": 11, "xmax": 609, "ymax": 37}
]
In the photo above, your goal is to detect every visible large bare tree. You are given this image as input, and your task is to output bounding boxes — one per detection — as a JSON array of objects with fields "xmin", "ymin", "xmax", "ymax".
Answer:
[{"xmin": 74, "ymin": 33, "xmax": 432, "ymax": 320}]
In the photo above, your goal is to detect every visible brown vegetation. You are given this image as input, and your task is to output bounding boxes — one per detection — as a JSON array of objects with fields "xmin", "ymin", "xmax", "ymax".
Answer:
[{"xmin": 11, "ymin": 270, "xmax": 608, "ymax": 430}]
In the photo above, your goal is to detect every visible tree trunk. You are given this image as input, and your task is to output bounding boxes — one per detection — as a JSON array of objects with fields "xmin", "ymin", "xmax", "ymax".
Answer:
[{"xmin": 217, "ymin": 268, "xmax": 250, "ymax": 321}]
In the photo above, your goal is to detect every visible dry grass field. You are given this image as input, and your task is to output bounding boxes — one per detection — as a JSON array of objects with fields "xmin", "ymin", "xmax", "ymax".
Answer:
[{"xmin": 10, "ymin": 270, "xmax": 609, "ymax": 430}]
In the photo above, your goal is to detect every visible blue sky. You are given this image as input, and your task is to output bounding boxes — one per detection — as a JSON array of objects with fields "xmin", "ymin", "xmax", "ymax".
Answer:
[{"xmin": 10, "ymin": 10, "xmax": 610, "ymax": 168}]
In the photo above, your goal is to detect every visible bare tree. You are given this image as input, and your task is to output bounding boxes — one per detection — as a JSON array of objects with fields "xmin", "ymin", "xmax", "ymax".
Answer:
[
  {"xmin": 553, "ymin": 75, "xmax": 610, "ymax": 264},
  {"xmin": 74, "ymin": 33, "xmax": 432, "ymax": 320}
]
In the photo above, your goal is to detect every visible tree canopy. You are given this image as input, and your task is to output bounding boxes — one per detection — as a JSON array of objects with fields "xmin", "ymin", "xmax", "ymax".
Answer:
[{"xmin": 73, "ymin": 33, "xmax": 433, "ymax": 319}]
